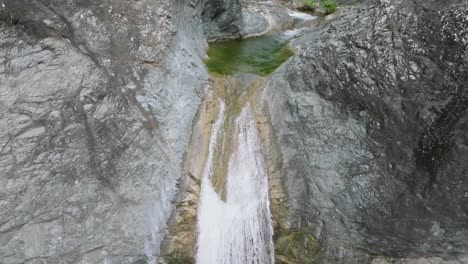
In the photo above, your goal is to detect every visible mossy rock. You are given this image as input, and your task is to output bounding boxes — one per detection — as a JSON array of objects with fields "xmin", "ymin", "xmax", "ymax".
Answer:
[
  {"xmin": 165, "ymin": 250, "xmax": 194, "ymax": 264},
  {"xmin": 274, "ymin": 228, "xmax": 324, "ymax": 264}
]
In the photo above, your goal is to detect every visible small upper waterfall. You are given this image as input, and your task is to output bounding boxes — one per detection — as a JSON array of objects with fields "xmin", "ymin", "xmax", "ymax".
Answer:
[{"xmin": 196, "ymin": 100, "xmax": 275, "ymax": 264}]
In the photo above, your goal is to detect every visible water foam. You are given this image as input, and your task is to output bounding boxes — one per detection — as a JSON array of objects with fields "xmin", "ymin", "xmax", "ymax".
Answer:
[{"xmin": 196, "ymin": 102, "xmax": 274, "ymax": 264}]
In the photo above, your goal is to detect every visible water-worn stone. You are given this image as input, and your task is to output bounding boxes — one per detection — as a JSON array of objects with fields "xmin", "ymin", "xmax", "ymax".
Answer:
[
  {"xmin": 240, "ymin": 1, "xmax": 301, "ymax": 37},
  {"xmin": 240, "ymin": 10, "xmax": 270, "ymax": 37}
]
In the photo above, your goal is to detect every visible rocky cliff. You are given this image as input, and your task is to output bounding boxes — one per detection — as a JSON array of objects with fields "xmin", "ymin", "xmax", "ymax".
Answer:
[
  {"xmin": 0, "ymin": 0, "xmax": 218, "ymax": 263},
  {"xmin": 1, "ymin": 0, "xmax": 468, "ymax": 263},
  {"xmin": 262, "ymin": 0, "xmax": 468, "ymax": 262}
]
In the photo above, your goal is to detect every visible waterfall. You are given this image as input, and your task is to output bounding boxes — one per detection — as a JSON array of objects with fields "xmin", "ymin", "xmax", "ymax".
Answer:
[{"xmin": 196, "ymin": 100, "xmax": 274, "ymax": 264}]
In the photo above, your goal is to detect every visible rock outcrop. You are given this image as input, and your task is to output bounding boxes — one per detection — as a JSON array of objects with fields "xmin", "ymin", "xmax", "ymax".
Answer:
[
  {"xmin": 0, "ymin": 0, "xmax": 218, "ymax": 263},
  {"xmin": 262, "ymin": 0, "xmax": 468, "ymax": 262},
  {"xmin": 202, "ymin": 0, "xmax": 242, "ymax": 41}
]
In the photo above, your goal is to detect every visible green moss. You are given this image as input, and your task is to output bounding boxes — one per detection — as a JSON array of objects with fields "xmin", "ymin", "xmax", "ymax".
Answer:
[
  {"xmin": 304, "ymin": 0, "xmax": 316, "ymax": 7},
  {"xmin": 274, "ymin": 228, "xmax": 324, "ymax": 264},
  {"xmin": 322, "ymin": 0, "xmax": 337, "ymax": 14},
  {"xmin": 205, "ymin": 35, "xmax": 294, "ymax": 76},
  {"xmin": 299, "ymin": 0, "xmax": 337, "ymax": 15},
  {"xmin": 298, "ymin": 0, "xmax": 316, "ymax": 13}
]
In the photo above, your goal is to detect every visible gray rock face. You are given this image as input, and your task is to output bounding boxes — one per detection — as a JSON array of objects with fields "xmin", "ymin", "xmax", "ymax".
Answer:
[
  {"xmin": 262, "ymin": 0, "xmax": 468, "ymax": 261},
  {"xmin": 0, "ymin": 0, "xmax": 210, "ymax": 263},
  {"xmin": 240, "ymin": 1, "xmax": 300, "ymax": 38},
  {"xmin": 240, "ymin": 10, "xmax": 269, "ymax": 37},
  {"xmin": 202, "ymin": 0, "xmax": 242, "ymax": 41}
]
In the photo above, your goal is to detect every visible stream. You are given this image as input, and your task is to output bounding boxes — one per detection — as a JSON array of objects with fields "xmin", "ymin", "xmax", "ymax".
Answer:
[
  {"xmin": 196, "ymin": 100, "xmax": 274, "ymax": 264},
  {"xmin": 195, "ymin": 6, "xmax": 316, "ymax": 264}
]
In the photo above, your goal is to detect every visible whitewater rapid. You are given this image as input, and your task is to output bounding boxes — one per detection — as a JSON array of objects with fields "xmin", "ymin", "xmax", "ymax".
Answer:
[{"xmin": 195, "ymin": 100, "xmax": 274, "ymax": 264}]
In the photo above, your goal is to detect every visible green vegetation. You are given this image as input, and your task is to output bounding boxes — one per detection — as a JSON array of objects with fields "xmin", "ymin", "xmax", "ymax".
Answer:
[
  {"xmin": 322, "ymin": 0, "xmax": 337, "ymax": 14},
  {"xmin": 299, "ymin": 0, "xmax": 337, "ymax": 15},
  {"xmin": 299, "ymin": 0, "xmax": 316, "ymax": 12},
  {"xmin": 205, "ymin": 35, "xmax": 294, "ymax": 76},
  {"xmin": 304, "ymin": 0, "xmax": 316, "ymax": 6},
  {"xmin": 304, "ymin": 0, "xmax": 317, "ymax": 10}
]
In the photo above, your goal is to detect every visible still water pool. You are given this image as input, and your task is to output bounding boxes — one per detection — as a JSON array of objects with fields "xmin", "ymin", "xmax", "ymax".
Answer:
[{"xmin": 205, "ymin": 33, "xmax": 295, "ymax": 76}]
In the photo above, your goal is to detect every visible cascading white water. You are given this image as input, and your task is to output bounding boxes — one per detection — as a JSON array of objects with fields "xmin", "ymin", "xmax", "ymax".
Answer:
[{"xmin": 196, "ymin": 100, "xmax": 274, "ymax": 264}]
